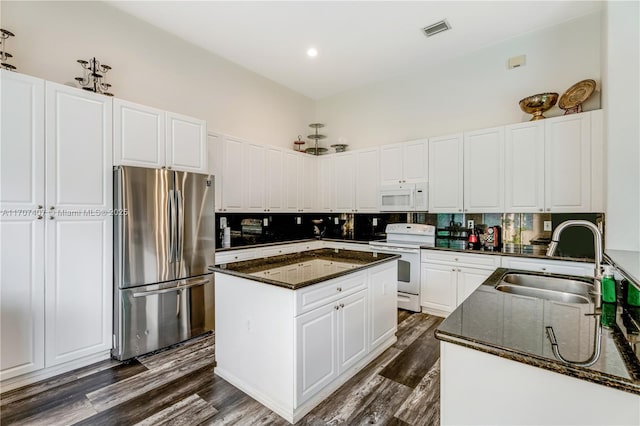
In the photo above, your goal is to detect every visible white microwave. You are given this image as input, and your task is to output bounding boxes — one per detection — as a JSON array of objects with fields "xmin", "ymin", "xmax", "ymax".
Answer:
[{"xmin": 379, "ymin": 182, "xmax": 428, "ymax": 212}]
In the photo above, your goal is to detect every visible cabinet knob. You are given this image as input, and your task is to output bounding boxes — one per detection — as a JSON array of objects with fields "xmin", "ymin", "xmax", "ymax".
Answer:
[
  {"xmin": 38, "ymin": 205, "xmax": 43, "ymax": 209},
  {"xmin": 339, "ymin": 303, "xmax": 344, "ymax": 308},
  {"xmin": 161, "ymin": 166, "xmax": 166, "ymax": 169},
  {"xmin": 541, "ymin": 267, "xmax": 546, "ymax": 271},
  {"xmin": 50, "ymin": 206, "xmax": 55, "ymax": 210},
  {"xmin": 168, "ymin": 167, "xmax": 172, "ymax": 170},
  {"xmin": 546, "ymin": 208, "xmax": 551, "ymax": 211},
  {"xmin": 49, "ymin": 216, "xmax": 54, "ymax": 220},
  {"xmin": 539, "ymin": 208, "xmax": 543, "ymax": 212},
  {"xmin": 337, "ymin": 287, "xmax": 342, "ymax": 292},
  {"xmin": 452, "ymin": 268, "xmax": 456, "ymax": 271},
  {"xmin": 37, "ymin": 215, "xmax": 43, "ymax": 220},
  {"xmin": 458, "ymin": 269, "xmax": 461, "ymax": 272},
  {"xmin": 335, "ymin": 305, "xmax": 340, "ymax": 310},
  {"xmin": 454, "ymin": 258, "xmax": 458, "ymax": 261},
  {"xmin": 458, "ymin": 209, "xmax": 462, "ymax": 212}
]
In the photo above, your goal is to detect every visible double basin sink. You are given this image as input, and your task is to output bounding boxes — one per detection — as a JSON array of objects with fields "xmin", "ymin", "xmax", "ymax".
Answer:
[{"xmin": 495, "ymin": 272, "xmax": 595, "ymax": 304}]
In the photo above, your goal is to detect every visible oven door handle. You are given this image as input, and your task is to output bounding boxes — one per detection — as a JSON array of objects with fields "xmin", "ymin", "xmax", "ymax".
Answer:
[{"xmin": 370, "ymin": 245, "xmax": 420, "ymax": 254}]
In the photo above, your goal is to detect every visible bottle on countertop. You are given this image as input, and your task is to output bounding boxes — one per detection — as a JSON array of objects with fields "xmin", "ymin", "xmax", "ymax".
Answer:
[
  {"xmin": 600, "ymin": 301, "xmax": 617, "ymax": 329},
  {"xmin": 625, "ymin": 279, "xmax": 640, "ymax": 307},
  {"xmin": 601, "ymin": 265, "xmax": 617, "ymax": 303}
]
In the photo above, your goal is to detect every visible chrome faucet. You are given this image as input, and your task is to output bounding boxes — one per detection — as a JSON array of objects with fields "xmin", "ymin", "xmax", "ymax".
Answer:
[{"xmin": 546, "ymin": 220, "xmax": 604, "ymax": 304}]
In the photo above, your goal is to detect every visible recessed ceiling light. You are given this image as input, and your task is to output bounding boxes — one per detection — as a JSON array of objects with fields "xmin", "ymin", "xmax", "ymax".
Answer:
[{"xmin": 307, "ymin": 47, "xmax": 318, "ymax": 58}]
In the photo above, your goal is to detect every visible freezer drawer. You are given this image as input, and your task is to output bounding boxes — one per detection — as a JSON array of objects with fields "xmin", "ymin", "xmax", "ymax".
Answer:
[{"xmin": 113, "ymin": 274, "xmax": 214, "ymax": 360}]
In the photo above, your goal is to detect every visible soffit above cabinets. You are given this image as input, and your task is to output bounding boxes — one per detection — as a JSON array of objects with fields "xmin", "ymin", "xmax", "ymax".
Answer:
[{"xmin": 105, "ymin": 1, "xmax": 602, "ymax": 100}]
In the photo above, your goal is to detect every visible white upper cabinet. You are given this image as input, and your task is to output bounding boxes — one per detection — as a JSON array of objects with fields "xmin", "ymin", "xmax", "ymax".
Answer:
[
  {"xmin": 114, "ymin": 100, "xmax": 207, "ymax": 174},
  {"xmin": 355, "ymin": 148, "xmax": 380, "ymax": 212},
  {"xmin": 429, "ymin": 133, "xmax": 464, "ymax": 213},
  {"xmin": 220, "ymin": 136, "xmax": 244, "ymax": 212},
  {"xmin": 208, "ymin": 132, "xmax": 223, "ymax": 210},
  {"xmin": 166, "ymin": 112, "xmax": 207, "ymax": 173},
  {"xmin": 504, "ymin": 121, "xmax": 545, "ymax": 212},
  {"xmin": 243, "ymin": 142, "xmax": 266, "ymax": 212},
  {"xmin": 113, "ymin": 99, "xmax": 165, "ymax": 169},
  {"xmin": 544, "ymin": 113, "xmax": 591, "ymax": 212},
  {"xmin": 299, "ymin": 154, "xmax": 318, "ymax": 212},
  {"xmin": 265, "ymin": 147, "xmax": 284, "ymax": 212},
  {"xmin": 463, "ymin": 127, "xmax": 505, "ymax": 213},
  {"xmin": 334, "ymin": 152, "xmax": 356, "ymax": 212},
  {"xmin": 380, "ymin": 139, "xmax": 428, "ymax": 185},
  {"xmin": 283, "ymin": 151, "xmax": 300, "ymax": 212},
  {"xmin": 318, "ymin": 156, "xmax": 336, "ymax": 212}
]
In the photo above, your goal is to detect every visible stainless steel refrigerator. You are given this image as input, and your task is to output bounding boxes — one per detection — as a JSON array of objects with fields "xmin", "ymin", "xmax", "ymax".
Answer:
[{"xmin": 112, "ymin": 166, "xmax": 215, "ymax": 360}]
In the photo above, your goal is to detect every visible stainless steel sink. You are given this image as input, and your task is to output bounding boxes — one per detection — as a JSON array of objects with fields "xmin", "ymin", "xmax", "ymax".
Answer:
[{"xmin": 495, "ymin": 272, "xmax": 594, "ymax": 304}]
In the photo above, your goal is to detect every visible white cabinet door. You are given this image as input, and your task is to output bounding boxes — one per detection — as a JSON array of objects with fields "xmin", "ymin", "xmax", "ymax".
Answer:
[
  {"xmin": 265, "ymin": 147, "xmax": 284, "ymax": 212},
  {"xmin": 429, "ymin": 134, "xmax": 463, "ymax": 213},
  {"xmin": 403, "ymin": 139, "xmax": 428, "ymax": 183},
  {"xmin": 113, "ymin": 99, "xmax": 165, "ymax": 168},
  {"xmin": 44, "ymin": 82, "xmax": 112, "ymax": 367},
  {"xmin": 318, "ymin": 156, "xmax": 335, "ymax": 212},
  {"xmin": 334, "ymin": 153, "xmax": 355, "ymax": 212},
  {"xmin": 420, "ymin": 262, "xmax": 457, "ymax": 314},
  {"xmin": 165, "ymin": 112, "xmax": 207, "ymax": 173},
  {"xmin": 244, "ymin": 142, "xmax": 266, "ymax": 212},
  {"xmin": 337, "ymin": 290, "xmax": 368, "ymax": 372},
  {"xmin": 0, "ymin": 71, "xmax": 46, "ymax": 380},
  {"xmin": 207, "ymin": 132, "xmax": 223, "ymax": 211},
  {"xmin": 380, "ymin": 143, "xmax": 404, "ymax": 185},
  {"xmin": 295, "ymin": 303, "xmax": 338, "ymax": 405},
  {"xmin": 456, "ymin": 266, "xmax": 494, "ymax": 305},
  {"xmin": 299, "ymin": 154, "xmax": 318, "ymax": 212},
  {"xmin": 463, "ymin": 127, "xmax": 504, "ymax": 213},
  {"xmin": 544, "ymin": 113, "xmax": 591, "ymax": 212},
  {"xmin": 369, "ymin": 265, "xmax": 397, "ymax": 349},
  {"xmin": 504, "ymin": 121, "xmax": 545, "ymax": 212},
  {"xmin": 221, "ymin": 137, "xmax": 244, "ymax": 212},
  {"xmin": 355, "ymin": 148, "xmax": 380, "ymax": 212},
  {"xmin": 283, "ymin": 151, "xmax": 300, "ymax": 212}
]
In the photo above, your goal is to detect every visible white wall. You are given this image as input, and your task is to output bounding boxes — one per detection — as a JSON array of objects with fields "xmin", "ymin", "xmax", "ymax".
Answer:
[
  {"xmin": 315, "ymin": 13, "xmax": 602, "ymax": 149},
  {"xmin": 0, "ymin": 1, "xmax": 315, "ymax": 149},
  {"xmin": 602, "ymin": 1, "xmax": 640, "ymax": 251}
]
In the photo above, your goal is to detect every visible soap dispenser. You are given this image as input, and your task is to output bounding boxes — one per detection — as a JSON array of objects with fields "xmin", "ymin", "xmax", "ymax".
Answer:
[{"xmin": 601, "ymin": 265, "xmax": 616, "ymax": 303}]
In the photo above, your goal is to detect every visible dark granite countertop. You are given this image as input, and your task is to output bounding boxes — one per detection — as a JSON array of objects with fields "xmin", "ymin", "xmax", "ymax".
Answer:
[
  {"xmin": 422, "ymin": 243, "xmax": 594, "ymax": 263},
  {"xmin": 435, "ymin": 267, "xmax": 640, "ymax": 395},
  {"xmin": 211, "ymin": 248, "xmax": 399, "ymax": 290},
  {"xmin": 215, "ymin": 238, "xmax": 374, "ymax": 253}
]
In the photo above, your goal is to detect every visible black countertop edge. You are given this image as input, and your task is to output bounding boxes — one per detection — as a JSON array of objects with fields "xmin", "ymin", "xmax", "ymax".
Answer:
[
  {"xmin": 215, "ymin": 238, "xmax": 375, "ymax": 252},
  {"xmin": 211, "ymin": 250, "xmax": 400, "ymax": 290},
  {"xmin": 435, "ymin": 329, "xmax": 640, "ymax": 396},
  {"xmin": 421, "ymin": 245, "xmax": 594, "ymax": 263}
]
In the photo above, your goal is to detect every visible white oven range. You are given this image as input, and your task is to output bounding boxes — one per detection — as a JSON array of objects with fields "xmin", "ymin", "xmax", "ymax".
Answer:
[{"xmin": 369, "ymin": 223, "xmax": 435, "ymax": 312}]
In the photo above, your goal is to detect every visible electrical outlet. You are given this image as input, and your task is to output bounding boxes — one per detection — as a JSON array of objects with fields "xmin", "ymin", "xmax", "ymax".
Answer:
[
  {"xmin": 220, "ymin": 217, "xmax": 227, "ymax": 229},
  {"xmin": 296, "ymin": 216, "xmax": 301, "ymax": 225},
  {"xmin": 334, "ymin": 217, "xmax": 339, "ymax": 225},
  {"xmin": 468, "ymin": 220, "xmax": 474, "ymax": 229},
  {"xmin": 373, "ymin": 218, "xmax": 378, "ymax": 226},
  {"xmin": 544, "ymin": 221, "xmax": 552, "ymax": 231},
  {"xmin": 263, "ymin": 218, "xmax": 269, "ymax": 226}
]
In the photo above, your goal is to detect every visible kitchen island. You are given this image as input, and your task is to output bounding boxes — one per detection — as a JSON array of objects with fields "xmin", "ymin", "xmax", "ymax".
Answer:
[
  {"xmin": 436, "ymin": 268, "xmax": 640, "ymax": 425},
  {"xmin": 212, "ymin": 248, "xmax": 399, "ymax": 423}
]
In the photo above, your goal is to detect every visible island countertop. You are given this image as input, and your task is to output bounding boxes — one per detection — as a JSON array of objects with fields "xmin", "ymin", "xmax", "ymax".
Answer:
[
  {"xmin": 435, "ymin": 268, "xmax": 640, "ymax": 395},
  {"xmin": 210, "ymin": 248, "xmax": 399, "ymax": 290}
]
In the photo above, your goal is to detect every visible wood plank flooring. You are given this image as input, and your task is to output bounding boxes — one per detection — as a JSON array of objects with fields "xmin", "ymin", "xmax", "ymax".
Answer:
[{"xmin": 0, "ymin": 311, "xmax": 442, "ymax": 425}]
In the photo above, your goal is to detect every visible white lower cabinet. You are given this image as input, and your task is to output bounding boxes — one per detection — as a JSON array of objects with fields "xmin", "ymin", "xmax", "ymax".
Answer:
[{"xmin": 420, "ymin": 250, "xmax": 501, "ymax": 317}]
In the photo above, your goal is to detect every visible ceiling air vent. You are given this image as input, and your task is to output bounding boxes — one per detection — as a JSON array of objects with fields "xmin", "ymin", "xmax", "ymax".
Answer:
[{"xmin": 422, "ymin": 19, "xmax": 451, "ymax": 38}]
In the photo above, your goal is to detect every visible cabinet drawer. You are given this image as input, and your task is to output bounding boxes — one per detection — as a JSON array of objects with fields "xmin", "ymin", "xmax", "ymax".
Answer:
[
  {"xmin": 421, "ymin": 250, "xmax": 501, "ymax": 268},
  {"xmin": 295, "ymin": 272, "xmax": 366, "ymax": 316},
  {"xmin": 215, "ymin": 249, "xmax": 257, "ymax": 265},
  {"xmin": 501, "ymin": 256, "xmax": 594, "ymax": 277}
]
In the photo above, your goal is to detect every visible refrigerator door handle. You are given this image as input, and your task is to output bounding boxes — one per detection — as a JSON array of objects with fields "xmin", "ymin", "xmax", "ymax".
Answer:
[
  {"xmin": 131, "ymin": 278, "xmax": 209, "ymax": 298},
  {"xmin": 176, "ymin": 189, "xmax": 184, "ymax": 263},
  {"xmin": 168, "ymin": 189, "xmax": 177, "ymax": 263}
]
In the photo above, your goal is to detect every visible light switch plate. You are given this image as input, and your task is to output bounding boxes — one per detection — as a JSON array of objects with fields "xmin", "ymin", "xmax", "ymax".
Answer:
[
  {"xmin": 468, "ymin": 220, "xmax": 474, "ymax": 229},
  {"xmin": 334, "ymin": 217, "xmax": 339, "ymax": 225},
  {"xmin": 263, "ymin": 218, "xmax": 269, "ymax": 226},
  {"xmin": 373, "ymin": 218, "xmax": 378, "ymax": 226},
  {"xmin": 296, "ymin": 217, "xmax": 301, "ymax": 225},
  {"xmin": 544, "ymin": 221, "xmax": 552, "ymax": 231},
  {"xmin": 220, "ymin": 217, "xmax": 227, "ymax": 229}
]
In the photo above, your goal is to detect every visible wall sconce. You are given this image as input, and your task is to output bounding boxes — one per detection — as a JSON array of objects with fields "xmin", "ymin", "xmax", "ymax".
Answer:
[{"xmin": 75, "ymin": 57, "xmax": 113, "ymax": 96}]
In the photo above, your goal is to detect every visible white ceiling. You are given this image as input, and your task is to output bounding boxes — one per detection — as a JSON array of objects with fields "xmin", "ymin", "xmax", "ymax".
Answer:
[{"xmin": 107, "ymin": 1, "xmax": 603, "ymax": 100}]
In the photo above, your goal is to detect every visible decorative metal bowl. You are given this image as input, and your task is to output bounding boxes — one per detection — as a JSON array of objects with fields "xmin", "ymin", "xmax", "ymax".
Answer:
[{"xmin": 518, "ymin": 92, "xmax": 559, "ymax": 121}]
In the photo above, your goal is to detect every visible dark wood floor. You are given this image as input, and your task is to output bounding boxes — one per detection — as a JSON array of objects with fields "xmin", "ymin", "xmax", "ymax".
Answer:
[{"xmin": 0, "ymin": 311, "xmax": 442, "ymax": 425}]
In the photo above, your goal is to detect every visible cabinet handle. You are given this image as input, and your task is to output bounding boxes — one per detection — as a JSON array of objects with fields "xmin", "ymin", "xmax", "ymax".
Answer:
[
  {"xmin": 546, "ymin": 208, "xmax": 551, "ymax": 211},
  {"xmin": 541, "ymin": 267, "xmax": 546, "ymax": 271},
  {"xmin": 539, "ymin": 208, "xmax": 543, "ymax": 212},
  {"xmin": 49, "ymin": 206, "xmax": 55, "ymax": 210},
  {"xmin": 334, "ymin": 305, "xmax": 340, "ymax": 310},
  {"xmin": 37, "ymin": 215, "xmax": 43, "ymax": 220},
  {"xmin": 38, "ymin": 205, "xmax": 43, "ymax": 209},
  {"xmin": 161, "ymin": 166, "xmax": 166, "ymax": 169},
  {"xmin": 458, "ymin": 209, "xmax": 462, "ymax": 212},
  {"xmin": 452, "ymin": 268, "xmax": 456, "ymax": 271},
  {"xmin": 339, "ymin": 303, "xmax": 344, "ymax": 308},
  {"xmin": 49, "ymin": 216, "xmax": 55, "ymax": 220},
  {"xmin": 337, "ymin": 287, "xmax": 342, "ymax": 292},
  {"xmin": 234, "ymin": 256, "xmax": 238, "ymax": 259},
  {"xmin": 168, "ymin": 167, "xmax": 172, "ymax": 170},
  {"xmin": 454, "ymin": 258, "xmax": 458, "ymax": 261},
  {"xmin": 458, "ymin": 269, "xmax": 461, "ymax": 272}
]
